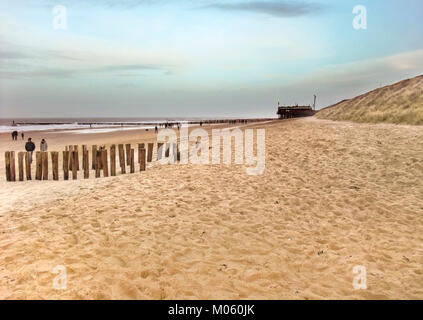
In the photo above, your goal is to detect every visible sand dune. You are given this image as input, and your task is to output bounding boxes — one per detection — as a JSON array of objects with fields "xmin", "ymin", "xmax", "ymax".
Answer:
[
  {"xmin": 317, "ymin": 75, "xmax": 423, "ymax": 125},
  {"xmin": 0, "ymin": 119, "xmax": 422, "ymax": 299}
]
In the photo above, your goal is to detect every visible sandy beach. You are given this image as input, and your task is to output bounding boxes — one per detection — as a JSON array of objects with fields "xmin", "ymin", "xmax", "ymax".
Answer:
[{"xmin": 0, "ymin": 118, "xmax": 422, "ymax": 299}]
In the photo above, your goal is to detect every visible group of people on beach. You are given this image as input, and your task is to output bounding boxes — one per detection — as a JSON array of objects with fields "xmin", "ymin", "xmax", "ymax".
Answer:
[
  {"xmin": 13, "ymin": 135, "xmax": 48, "ymax": 163},
  {"xmin": 11, "ymin": 131, "xmax": 24, "ymax": 141},
  {"xmin": 155, "ymin": 122, "xmax": 186, "ymax": 132}
]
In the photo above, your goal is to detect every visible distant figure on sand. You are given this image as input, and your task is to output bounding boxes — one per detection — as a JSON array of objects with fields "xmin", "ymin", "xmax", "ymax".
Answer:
[
  {"xmin": 25, "ymin": 138, "xmax": 35, "ymax": 163},
  {"xmin": 11, "ymin": 131, "xmax": 18, "ymax": 140},
  {"xmin": 40, "ymin": 139, "xmax": 48, "ymax": 152},
  {"xmin": 155, "ymin": 126, "xmax": 158, "ymax": 133},
  {"xmin": 21, "ymin": 132, "xmax": 24, "ymax": 140}
]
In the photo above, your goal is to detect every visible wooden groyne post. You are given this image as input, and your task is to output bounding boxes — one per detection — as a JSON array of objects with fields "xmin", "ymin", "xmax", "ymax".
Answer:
[
  {"xmin": 83, "ymin": 149, "xmax": 89, "ymax": 179},
  {"xmin": 140, "ymin": 148, "xmax": 146, "ymax": 172},
  {"xmin": 72, "ymin": 151, "xmax": 78, "ymax": 180},
  {"xmin": 95, "ymin": 150, "xmax": 101, "ymax": 178},
  {"xmin": 51, "ymin": 152, "xmax": 59, "ymax": 181},
  {"xmin": 118, "ymin": 144, "xmax": 126, "ymax": 174},
  {"xmin": 110, "ymin": 145, "xmax": 116, "ymax": 176},
  {"xmin": 74, "ymin": 145, "xmax": 80, "ymax": 170},
  {"xmin": 92, "ymin": 145, "xmax": 97, "ymax": 170},
  {"xmin": 68, "ymin": 146, "xmax": 73, "ymax": 171},
  {"xmin": 130, "ymin": 149, "xmax": 135, "ymax": 174},
  {"xmin": 63, "ymin": 151, "xmax": 69, "ymax": 180},
  {"xmin": 42, "ymin": 152, "xmax": 48, "ymax": 180},
  {"xmin": 10, "ymin": 152, "xmax": 16, "ymax": 182},
  {"xmin": 157, "ymin": 142, "xmax": 164, "ymax": 160},
  {"xmin": 5, "ymin": 151, "xmax": 16, "ymax": 182},
  {"xmin": 125, "ymin": 144, "xmax": 131, "ymax": 165},
  {"xmin": 82, "ymin": 145, "xmax": 87, "ymax": 171},
  {"xmin": 35, "ymin": 152, "xmax": 42, "ymax": 180},
  {"xmin": 18, "ymin": 152, "xmax": 25, "ymax": 181},
  {"xmin": 25, "ymin": 152, "xmax": 32, "ymax": 180},
  {"xmin": 101, "ymin": 149, "xmax": 109, "ymax": 177},
  {"xmin": 5, "ymin": 152, "xmax": 10, "ymax": 182},
  {"xmin": 147, "ymin": 143, "xmax": 154, "ymax": 162},
  {"xmin": 138, "ymin": 143, "xmax": 145, "ymax": 163},
  {"xmin": 165, "ymin": 143, "xmax": 170, "ymax": 158}
]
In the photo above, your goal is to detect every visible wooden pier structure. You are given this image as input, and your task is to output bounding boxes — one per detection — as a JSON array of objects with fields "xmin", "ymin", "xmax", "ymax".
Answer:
[{"xmin": 277, "ymin": 105, "xmax": 316, "ymax": 119}]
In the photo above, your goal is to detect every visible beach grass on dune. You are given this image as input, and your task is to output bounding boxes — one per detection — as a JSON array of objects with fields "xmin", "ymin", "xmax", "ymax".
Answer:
[{"xmin": 317, "ymin": 75, "xmax": 423, "ymax": 125}]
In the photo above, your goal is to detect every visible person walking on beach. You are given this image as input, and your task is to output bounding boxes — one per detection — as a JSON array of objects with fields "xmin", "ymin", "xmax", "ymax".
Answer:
[
  {"xmin": 21, "ymin": 132, "xmax": 24, "ymax": 140},
  {"xmin": 11, "ymin": 131, "xmax": 18, "ymax": 140},
  {"xmin": 25, "ymin": 138, "xmax": 35, "ymax": 163},
  {"xmin": 155, "ymin": 126, "xmax": 158, "ymax": 133},
  {"xmin": 40, "ymin": 139, "xmax": 48, "ymax": 152}
]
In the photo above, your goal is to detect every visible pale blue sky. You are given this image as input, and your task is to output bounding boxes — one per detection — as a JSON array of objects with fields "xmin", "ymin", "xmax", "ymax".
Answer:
[{"xmin": 0, "ymin": 0, "xmax": 422, "ymax": 118}]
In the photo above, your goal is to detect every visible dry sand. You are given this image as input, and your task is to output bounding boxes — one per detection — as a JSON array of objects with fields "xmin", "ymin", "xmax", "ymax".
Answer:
[{"xmin": 0, "ymin": 118, "xmax": 422, "ymax": 299}]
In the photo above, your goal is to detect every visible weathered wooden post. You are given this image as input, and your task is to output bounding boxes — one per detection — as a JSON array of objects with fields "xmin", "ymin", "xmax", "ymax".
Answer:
[
  {"xmin": 138, "ymin": 143, "xmax": 145, "ymax": 163},
  {"xmin": 5, "ymin": 152, "xmax": 11, "ymax": 182},
  {"xmin": 165, "ymin": 143, "xmax": 170, "ymax": 157},
  {"xmin": 102, "ymin": 149, "xmax": 109, "ymax": 177},
  {"xmin": 174, "ymin": 143, "xmax": 180, "ymax": 162},
  {"xmin": 92, "ymin": 145, "xmax": 97, "ymax": 170},
  {"xmin": 18, "ymin": 152, "xmax": 25, "ymax": 181},
  {"xmin": 82, "ymin": 145, "xmax": 87, "ymax": 170},
  {"xmin": 118, "ymin": 144, "xmax": 126, "ymax": 174},
  {"xmin": 9, "ymin": 151, "xmax": 16, "ymax": 182},
  {"xmin": 130, "ymin": 149, "xmax": 135, "ymax": 173},
  {"xmin": 147, "ymin": 143, "xmax": 154, "ymax": 162},
  {"xmin": 75, "ymin": 147, "xmax": 80, "ymax": 173},
  {"xmin": 68, "ymin": 146, "xmax": 73, "ymax": 170},
  {"xmin": 140, "ymin": 148, "xmax": 146, "ymax": 172},
  {"xmin": 83, "ymin": 150, "xmax": 89, "ymax": 179},
  {"xmin": 110, "ymin": 145, "xmax": 116, "ymax": 176},
  {"xmin": 125, "ymin": 144, "xmax": 131, "ymax": 165},
  {"xmin": 74, "ymin": 145, "xmax": 79, "ymax": 170},
  {"xmin": 157, "ymin": 143, "xmax": 164, "ymax": 160},
  {"xmin": 35, "ymin": 151, "xmax": 42, "ymax": 180},
  {"xmin": 25, "ymin": 152, "xmax": 32, "ymax": 180},
  {"xmin": 99, "ymin": 146, "xmax": 104, "ymax": 170},
  {"xmin": 72, "ymin": 151, "xmax": 78, "ymax": 180},
  {"xmin": 95, "ymin": 151, "xmax": 101, "ymax": 178},
  {"xmin": 51, "ymin": 152, "xmax": 59, "ymax": 181},
  {"xmin": 63, "ymin": 151, "xmax": 69, "ymax": 180},
  {"xmin": 42, "ymin": 152, "xmax": 49, "ymax": 180}
]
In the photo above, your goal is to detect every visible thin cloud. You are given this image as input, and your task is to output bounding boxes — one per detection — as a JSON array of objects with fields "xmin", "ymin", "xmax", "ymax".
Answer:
[
  {"xmin": 0, "ymin": 47, "xmax": 81, "ymax": 61},
  {"xmin": 204, "ymin": 1, "xmax": 326, "ymax": 18},
  {"xmin": 0, "ymin": 50, "xmax": 30, "ymax": 60},
  {"xmin": 97, "ymin": 64, "xmax": 166, "ymax": 72},
  {"xmin": 0, "ymin": 63, "xmax": 171, "ymax": 79}
]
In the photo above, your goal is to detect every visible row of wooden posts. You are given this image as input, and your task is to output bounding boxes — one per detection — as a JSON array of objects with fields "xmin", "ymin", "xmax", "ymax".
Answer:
[{"xmin": 4, "ymin": 142, "xmax": 170, "ymax": 182}]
